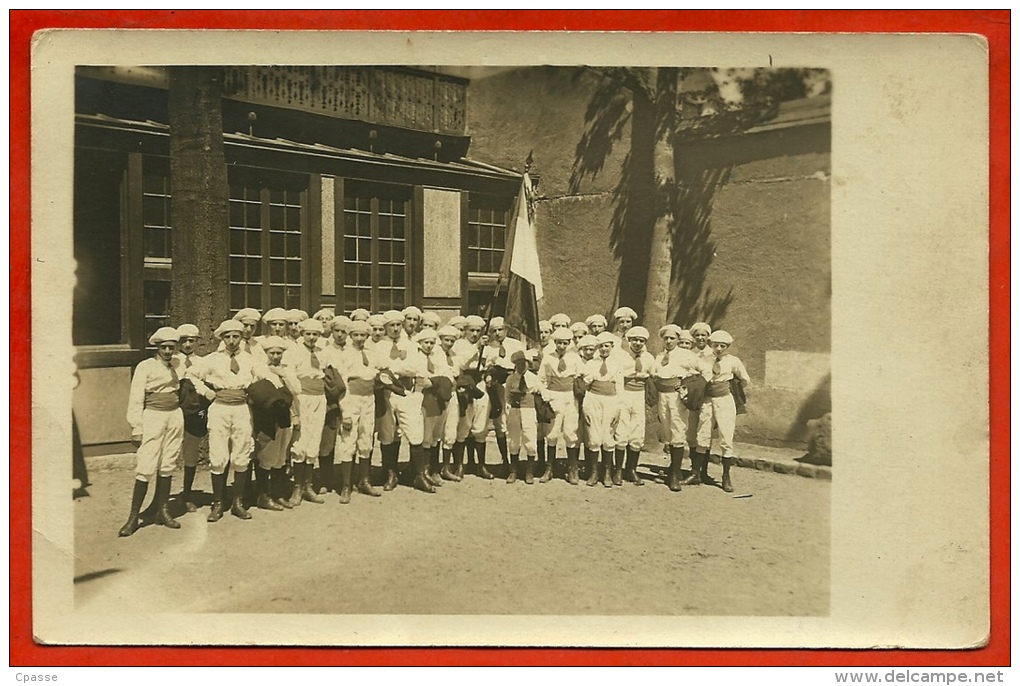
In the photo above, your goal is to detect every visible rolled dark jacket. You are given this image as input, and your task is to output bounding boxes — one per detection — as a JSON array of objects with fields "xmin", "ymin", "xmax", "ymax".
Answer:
[
  {"xmin": 456, "ymin": 373, "xmax": 486, "ymax": 400},
  {"xmin": 681, "ymin": 374, "xmax": 708, "ymax": 412},
  {"xmin": 323, "ymin": 365, "xmax": 346, "ymax": 404},
  {"xmin": 730, "ymin": 377, "xmax": 748, "ymax": 415},
  {"xmin": 429, "ymin": 376, "xmax": 455, "ymax": 403},
  {"xmin": 535, "ymin": 394, "xmax": 556, "ymax": 424},
  {"xmin": 178, "ymin": 377, "xmax": 211, "ymax": 438},
  {"xmin": 572, "ymin": 375, "xmax": 588, "ymax": 401},
  {"xmin": 487, "ymin": 365, "xmax": 510, "ymax": 386},
  {"xmin": 374, "ymin": 388, "xmax": 388, "ymax": 418},
  {"xmin": 487, "ymin": 385, "xmax": 503, "ymax": 419},
  {"xmin": 247, "ymin": 379, "xmax": 293, "ymax": 440},
  {"xmin": 644, "ymin": 379, "xmax": 659, "ymax": 408}
]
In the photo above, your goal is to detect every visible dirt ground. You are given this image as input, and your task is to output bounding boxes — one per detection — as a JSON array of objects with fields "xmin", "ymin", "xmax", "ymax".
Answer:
[{"xmin": 74, "ymin": 445, "xmax": 830, "ymax": 617}]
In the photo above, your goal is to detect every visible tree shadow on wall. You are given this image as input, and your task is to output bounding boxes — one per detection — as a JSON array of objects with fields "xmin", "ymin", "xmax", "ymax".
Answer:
[{"xmin": 568, "ymin": 68, "xmax": 774, "ymax": 326}]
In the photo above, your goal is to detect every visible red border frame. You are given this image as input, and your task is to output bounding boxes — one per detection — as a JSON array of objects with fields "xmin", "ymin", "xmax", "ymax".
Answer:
[{"xmin": 10, "ymin": 10, "xmax": 1009, "ymax": 667}]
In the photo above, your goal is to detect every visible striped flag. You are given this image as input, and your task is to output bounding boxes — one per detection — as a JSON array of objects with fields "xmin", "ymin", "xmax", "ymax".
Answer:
[{"xmin": 500, "ymin": 173, "xmax": 543, "ymax": 342}]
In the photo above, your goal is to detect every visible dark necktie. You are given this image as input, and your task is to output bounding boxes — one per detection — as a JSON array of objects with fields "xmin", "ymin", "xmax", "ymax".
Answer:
[
  {"xmin": 634, "ymin": 354, "xmax": 643, "ymax": 373},
  {"xmin": 518, "ymin": 374, "xmax": 527, "ymax": 392},
  {"xmin": 557, "ymin": 353, "xmax": 567, "ymax": 373},
  {"xmin": 499, "ymin": 344, "xmax": 507, "ymax": 358},
  {"xmin": 713, "ymin": 360, "xmax": 722, "ymax": 378},
  {"xmin": 390, "ymin": 342, "xmax": 401, "ymax": 360},
  {"xmin": 166, "ymin": 361, "xmax": 179, "ymax": 385},
  {"xmin": 427, "ymin": 357, "xmax": 435, "ymax": 374},
  {"xmin": 599, "ymin": 359, "xmax": 608, "ymax": 376},
  {"xmin": 184, "ymin": 356, "xmax": 193, "ymax": 369},
  {"xmin": 310, "ymin": 351, "xmax": 320, "ymax": 369},
  {"xmin": 229, "ymin": 353, "xmax": 239, "ymax": 375},
  {"xmin": 662, "ymin": 350, "xmax": 670, "ymax": 366},
  {"xmin": 361, "ymin": 349, "xmax": 370, "ymax": 367}
]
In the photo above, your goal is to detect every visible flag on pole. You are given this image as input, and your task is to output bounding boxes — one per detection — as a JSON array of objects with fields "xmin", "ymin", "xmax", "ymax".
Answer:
[{"xmin": 500, "ymin": 172, "xmax": 543, "ymax": 342}]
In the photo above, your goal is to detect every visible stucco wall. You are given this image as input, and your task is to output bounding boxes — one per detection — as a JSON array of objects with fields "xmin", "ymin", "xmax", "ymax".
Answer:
[{"xmin": 467, "ymin": 69, "xmax": 832, "ymax": 448}]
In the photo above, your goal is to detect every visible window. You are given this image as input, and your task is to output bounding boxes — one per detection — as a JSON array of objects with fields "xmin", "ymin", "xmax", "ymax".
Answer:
[
  {"xmin": 467, "ymin": 194, "xmax": 510, "ymax": 274},
  {"xmin": 73, "ymin": 148, "xmax": 125, "ymax": 346},
  {"xmin": 340, "ymin": 181, "xmax": 411, "ymax": 313},
  {"xmin": 142, "ymin": 173, "xmax": 173, "ymax": 351},
  {"xmin": 228, "ymin": 185, "xmax": 306, "ymax": 315}
]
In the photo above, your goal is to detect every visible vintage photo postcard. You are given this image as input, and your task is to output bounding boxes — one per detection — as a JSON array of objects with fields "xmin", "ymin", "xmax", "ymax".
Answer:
[{"xmin": 29, "ymin": 28, "xmax": 990, "ymax": 650}]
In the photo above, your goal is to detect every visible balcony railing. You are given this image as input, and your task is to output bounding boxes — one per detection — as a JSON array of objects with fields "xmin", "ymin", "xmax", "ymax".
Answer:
[{"xmin": 222, "ymin": 66, "xmax": 467, "ymax": 136}]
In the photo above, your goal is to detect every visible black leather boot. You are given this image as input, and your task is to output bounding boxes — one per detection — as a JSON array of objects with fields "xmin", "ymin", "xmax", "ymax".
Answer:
[
  {"xmin": 681, "ymin": 450, "xmax": 704, "ymax": 485},
  {"xmin": 231, "ymin": 469, "xmax": 253, "ymax": 520},
  {"xmin": 271, "ymin": 467, "xmax": 294, "ymax": 509},
  {"xmin": 382, "ymin": 443, "xmax": 399, "ymax": 491},
  {"xmin": 722, "ymin": 457, "xmax": 734, "ymax": 493},
  {"xmin": 208, "ymin": 472, "xmax": 227, "ymax": 522},
  {"xmin": 451, "ymin": 442, "xmax": 465, "ymax": 481},
  {"xmin": 288, "ymin": 462, "xmax": 306, "ymax": 507},
  {"xmin": 585, "ymin": 450, "xmax": 599, "ymax": 487},
  {"xmin": 625, "ymin": 448, "xmax": 644, "ymax": 486},
  {"xmin": 357, "ymin": 458, "xmax": 381, "ymax": 497},
  {"xmin": 411, "ymin": 445, "xmax": 435, "ymax": 493},
  {"xmin": 337, "ymin": 461, "xmax": 353, "ymax": 504},
  {"xmin": 427, "ymin": 445, "xmax": 443, "ymax": 487},
  {"xmin": 182, "ymin": 465, "xmax": 198, "ymax": 512},
  {"xmin": 566, "ymin": 446, "xmax": 580, "ymax": 485},
  {"xmin": 496, "ymin": 434, "xmax": 509, "ymax": 465},
  {"xmin": 317, "ymin": 451, "xmax": 335, "ymax": 495},
  {"xmin": 302, "ymin": 462, "xmax": 325, "ymax": 504},
  {"xmin": 506, "ymin": 453, "xmax": 518, "ymax": 484},
  {"xmin": 440, "ymin": 447, "xmax": 457, "ymax": 481},
  {"xmin": 118, "ymin": 479, "xmax": 149, "ymax": 537},
  {"xmin": 255, "ymin": 465, "xmax": 283, "ymax": 510},
  {"xmin": 601, "ymin": 449, "xmax": 614, "ymax": 488},
  {"xmin": 668, "ymin": 447, "xmax": 684, "ymax": 492},
  {"xmin": 540, "ymin": 444, "xmax": 556, "ymax": 483},
  {"xmin": 155, "ymin": 475, "xmax": 181, "ymax": 529},
  {"xmin": 612, "ymin": 448, "xmax": 625, "ymax": 486},
  {"xmin": 476, "ymin": 439, "xmax": 493, "ymax": 480},
  {"xmin": 524, "ymin": 455, "xmax": 535, "ymax": 485}
]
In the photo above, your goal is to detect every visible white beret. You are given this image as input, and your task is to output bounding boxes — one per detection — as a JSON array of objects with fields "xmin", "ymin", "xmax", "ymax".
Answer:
[
  {"xmin": 214, "ymin": 319, "xmax": 245, "ymax": 338},
  {"xmin": 383, "ymin": 310, "xmax": 405, "ymax": 324},
  {"xmin": 313, "ymin": 308, "xmax": 336, "ymax": 320},
  {"xmin": 708, "ymin": 330, "xmax": 733, "ymax": 344},
  {"xmin": 596, "ymin": 332, "xmax": 617, "ymax": 346},
  {"xmin": 402, "ymin": 306, "xmax": 423, "ymax": 318},
  {"xmin": 690, "ymin": 322, "xmax": 712, "ymax": 335},
  {"xmin": 347, "ymin": 321, "xmax": 371, "ymax": 335},
  {"xmin": 613, "ymin": 307, "xmax": 638, "ymax": 320},
  {"xmin": 570, "ymin": 322, "xmax": 589, "ymax": 334},
  {"xmin": 577, "ymin": 334, "xmax": 599, "ymax": 348},
  {"xmin": 488, "ymin": 316, "xmax": 505, "ymax": 328},
  {"xmin": 331, "ymin": 316, "xmax": 352, "ymax": 331},
  {"xmin": 285, "ymin": 309, "xmax": 306, "ymax": 324},
  {"xmin": 298, "ymin": 319, "xmax": 324, "ymax": 334},
  {"xmin": 551, "ymin": 328, "xmax": 574, "ymax": 342},
  {"xmin": 437, "ymin": 325, "xmax": 461, "ymax": 338},
  {"xmin": 413, "ymin": 329, "xmax": 438, "ymax": 343},
  {"xmin": 550, "ymin": 313, "xmax": 571, "ymax": 325},
  {"xmin": 350, "ymin": 308, "xmax": 371, "ymax": 321},
  {"xmin": 148, "ymin": 326, "xmax": 181, "ymax": 345},
  {"xmin": 659, "ymin": 324, "xmax": 682, "ymax": 338},
  {"xmin": 538, "ymin": 320, "xmax": 552, "ymax": 331},
  {"xmin": 233, "ymin": 308, "xmax": 262, "ymax": 324},
  {"xmin": 260, "ymin": 336, "xmax": 290, "ymax": 352},
  {"xmin": 176, "ymin": 324, "xmax": 200, "ymax": 338},
  {"xmin": 421, "ymin": 311, "xmax": 442, "ymax": 325},
  {"xmin": 263, "ymin": 308, "xmax": 289, "ymax": 323},
  {"xmin": 678, "ymin": 329, "xmax": 695, "ymax": 342},
  {"xmin": 464, "ymin": 315, "xmax": 485, "ymax": 328},
  {"xmin": 367, "ymin": 314, "xmax": 387, "ymax": 327},
  {"xmin": 448, "ymin": 315, "xmax": 467, "ymax": 328},
  {"xmin": 626, "ymin": 326, "xmax": 650, "ymax": 340},
  {"xmin": 585, "ymin": 314, "xmax": 607, "ymax": 327}
]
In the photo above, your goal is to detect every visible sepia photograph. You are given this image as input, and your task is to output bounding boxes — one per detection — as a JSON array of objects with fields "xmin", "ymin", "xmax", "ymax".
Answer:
[{"xmin": 27, "ymin": 27, "xmax": 992, "ymax": 652}]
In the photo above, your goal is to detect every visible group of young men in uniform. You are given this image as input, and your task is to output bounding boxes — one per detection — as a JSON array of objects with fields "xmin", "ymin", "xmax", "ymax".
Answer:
[{"xmin": 120, "ymin": 304, "xmax": 750, "ymax": 538}]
